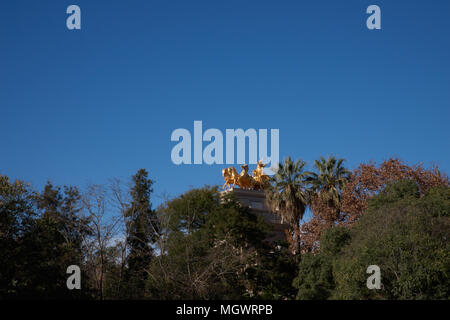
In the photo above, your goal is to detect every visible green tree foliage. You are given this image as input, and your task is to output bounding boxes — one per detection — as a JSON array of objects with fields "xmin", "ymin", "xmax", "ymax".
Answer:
[
  {"xmin": 36, "ymin": 182, "xmax": 90, "ymax": 267},
  {"xmin": 248, "ymin": 242, "xmax": 298, "ymax": 300},
  {"xmin": 294, "ymin": 226, "xmax": 350, "ymax": 300},
  {"xmin": 307, "ymin": 156, "xmax": 350, "ymax": 210},
  {"xmin": 0, "ymin": 176, "xmax": 92, "ymax": 299},
  {"xmin": 306, "ymin": 155, "xmax": 350, "ymax": 224},
  {"xmin": 266, "ymin": 157, "xmax": 309, "ymax": 254},
  {"xmin": 23, "ymin": 182, "xmax": 91, "ymax": 298},
  {"xmin": 147, "ymin": 187, "xmax": 269, "ymax": 299},
  {"xmin": 0, "ymin": 175, "xmax": 36, "ymax": 298},
  {"xmin": 124, "ymin": 169, "xmax": 159, "ymax": 298},
  {"xmin": 1, "ymin": 162, "xmax": 449, "ymax": 300},
  {"xmin": 295, "ymin": 180, "xmax": 450, "ymax": 300},
  {"xmin": 333, "ymin": 180, "xmax": 449, "ymax": 299}
]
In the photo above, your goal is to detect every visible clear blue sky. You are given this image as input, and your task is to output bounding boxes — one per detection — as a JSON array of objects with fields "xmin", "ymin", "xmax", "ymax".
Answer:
[{"xmin": 1, "ymin": 0, "xmax": 449, "ymax": 204}]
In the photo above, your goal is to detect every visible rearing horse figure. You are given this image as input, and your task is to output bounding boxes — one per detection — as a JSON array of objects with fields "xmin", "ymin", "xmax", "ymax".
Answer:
[
  {"xmin": 251, "ymin": 160, "xmax": 270, "ymax": 189},
  {"xmin": 237, "ymin": 164, "xmax": 254, "ymax": 189},
  {"xmin": 222, "ymin": 167, "xmax": 239, "ymax": 190}
]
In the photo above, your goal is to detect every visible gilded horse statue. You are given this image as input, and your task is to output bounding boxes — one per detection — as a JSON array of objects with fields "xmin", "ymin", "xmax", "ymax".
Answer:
[
  {"xmin": 222, "ymin": 166, "xmax": 239, "ymax": 190},
  {"xmin": 251, "ymin": 160, "xmax": 270, "ymax": 190},
  {"xmin": 222, "ymin": 160, "xmax": 271, "ymax": 190},
  {"xmin": 238, "ymin": 164, "xmax": 253, "ymax": 189}
]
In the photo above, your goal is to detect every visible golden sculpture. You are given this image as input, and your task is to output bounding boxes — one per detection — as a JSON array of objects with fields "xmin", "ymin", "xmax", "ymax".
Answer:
[{"xmin": 222, "ymin": 160, "xmax": 270, "ymax": 190}]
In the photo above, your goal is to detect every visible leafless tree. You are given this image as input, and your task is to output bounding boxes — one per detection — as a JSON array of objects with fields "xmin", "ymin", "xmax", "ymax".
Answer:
[{"xmin": 81, "ymin": 184, "xmax": 121, "ymax": 300}]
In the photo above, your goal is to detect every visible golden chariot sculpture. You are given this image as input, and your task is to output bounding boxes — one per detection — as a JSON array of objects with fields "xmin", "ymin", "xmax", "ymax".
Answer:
[{"xmin": 222, "ymin": 160, "xmax": 271, "ymax": 190}]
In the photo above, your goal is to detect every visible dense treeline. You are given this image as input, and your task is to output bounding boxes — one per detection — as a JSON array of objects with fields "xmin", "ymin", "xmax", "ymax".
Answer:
[
  {"xmin": 295, "ymin": 180, "xmax": 449, "ymax": 299},
  {"xmin": 0, "ymin": 157, "xmax": 449, "ymax": 299}
]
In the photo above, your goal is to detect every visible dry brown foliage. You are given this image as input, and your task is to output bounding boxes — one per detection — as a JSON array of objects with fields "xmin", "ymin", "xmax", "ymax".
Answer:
[{"xmin": 300, "ymin": 158, "xmax": 448, "ymax": 253}]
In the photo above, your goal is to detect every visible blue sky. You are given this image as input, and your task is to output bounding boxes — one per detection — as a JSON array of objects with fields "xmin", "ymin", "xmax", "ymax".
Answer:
[{"xmin": 1, "ymin": 0, "xmax": 449, "ymax": 205}]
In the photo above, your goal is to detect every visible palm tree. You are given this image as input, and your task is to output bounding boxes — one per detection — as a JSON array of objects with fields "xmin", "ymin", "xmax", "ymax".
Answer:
[
  {"xmin": 265, "ymin": 157, "xmax": 309, "ymax": 254},
  {"xmin": 307, "ymin": 155, "xmax": 350, "ymax": 219}
]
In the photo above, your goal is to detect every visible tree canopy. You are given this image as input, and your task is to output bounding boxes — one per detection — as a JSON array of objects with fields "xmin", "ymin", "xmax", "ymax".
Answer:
[{"xmin": 0, "ymin": 157, "xmax": 448, "ymax": 300}]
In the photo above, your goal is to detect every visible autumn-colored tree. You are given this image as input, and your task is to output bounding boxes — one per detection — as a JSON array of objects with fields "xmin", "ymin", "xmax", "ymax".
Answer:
[
  {"xmin": 295, "ymin": 180, "xmax": 450, "ymax": 300},
  {"xmin": 300, "ymin": 158, "xmax": 448, "ymax": 252},
  {"xmin": 340, "ymin": 158, "xmax": 449, "ymax": 224},
  {"xmin": 298, "ymin": 156, "xmax": 350, "ymax": 252}
]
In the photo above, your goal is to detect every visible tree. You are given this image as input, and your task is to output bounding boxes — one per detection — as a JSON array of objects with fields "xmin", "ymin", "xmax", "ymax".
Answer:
[
  {"xmin": 0, "ymin": 177, "xmax": 92, "ymax": 299},
  {"xmin": 37, "ymin": 182, "xmax": 89, "ymax": 265},
  {"xmin": 300, "ymin": 158, "xmax": 448, "ymax": 253},
  {"xmin": 81, "ymin": 184, "xmax": 121, "ymax": 300},
  {"xmin": 124, "ymin": 169, "xmax": 159, "ymax": 298},
  {"xmin": 299, "ymin": 156, "xmax": 350, "ymax": 253},
  {"xmin": 30, "ymin": 182, "xmax": 91, "ymax": 299},
  {"xmin": 295, "ymin": 180, "xmax": 449, "ymax": 300},
  {"xmin": 341, "ymin": 158, "xmax": 448, "ymax": 224},
  {"xmin": 108, "ymin": 177, "xmax": 134, "ymax": 298},
  {"xmin": 294, "ymin": 226, "xmax": 350, "ymax": 300},
  {"xmin": 0, "ymin": 174, "xmax": 36, "ymax": 298},
  {"xmin": 333, "ymin": 180, "xmax": 450, "ymax": 299},
  {"xmin": 266, "ymin": 157, "xmax": 309, "ymax": 255},
  {"xmin": 248, "ymin": 242, "xmax": 298, "ymax": 299},
  {"xmin": 307, "ymin": 155, "xmax": 350, "ymax": 221},
  {"xmin": 147, "ymin": 187, "xmax": 268, "ymax": 299}
]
